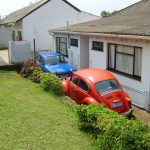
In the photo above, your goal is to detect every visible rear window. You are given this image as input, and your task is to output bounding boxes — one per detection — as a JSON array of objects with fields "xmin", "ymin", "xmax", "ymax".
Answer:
[
  {"xmin": 44, "ymin": 56, "xmax": 59, "ymax": 65},
  {"xmin": 95, "ymin": 80, "xmax": 120, "ymax": 95}
]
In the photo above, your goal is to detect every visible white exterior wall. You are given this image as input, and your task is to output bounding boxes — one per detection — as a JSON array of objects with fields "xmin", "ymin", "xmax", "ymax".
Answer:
[
  {"xmin": 0, "ymin": 21, "xmax": 22, "ymax": 49},
  {"xmin": 13, "ymin": 21, "xmax": 22, "ymax": 40},
  {"xmin": 53, "ymin": 33, "xmax": 80, "ymax": 68},
  {"xmin": 89, "ymin": 36, "xmax": 150, "ymax": 110},
  {"xmin": 79, "ymin": 12, "xmax": 98, "ymax": 23},
  {"xmin": 0, "ymin": 25, "xmax": 12, "ymax": 48},
  {"xmin": 80, "ymin": 35, "xmax": 89, "ymax": 69},
  {"xmin": 22, "ymin": 0, "xmax": 98, "ymax": 51},
  {"xmin": 89, "ymin": 37, "xmax": 107, "ymax": 69},
  {"xmin": 53, "ymin": 34, "xmax": 90, "ymax": 69},
  {"xmin": 69, "ymin": 35, "xmax": 80, "ymax": 69}
]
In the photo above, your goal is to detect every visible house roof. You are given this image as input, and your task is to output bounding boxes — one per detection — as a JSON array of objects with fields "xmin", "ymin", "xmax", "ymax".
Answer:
[
  {"xmin": 50, "ymin": 0, "xmax": 150, "ymax": 37},
  {"xmin": 0, "ymin": 0, "xmax": 81, "ymax": 25}
]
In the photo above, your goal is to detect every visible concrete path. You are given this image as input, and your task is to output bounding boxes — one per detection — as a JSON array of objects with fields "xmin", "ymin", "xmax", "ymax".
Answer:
[
  {"xmin": 0, "ymin": 50, "xmax": 9, "ymax": 66},
  {"xmin": 132, "ymin": 105, "xmax": 150, "ymax": 125}
]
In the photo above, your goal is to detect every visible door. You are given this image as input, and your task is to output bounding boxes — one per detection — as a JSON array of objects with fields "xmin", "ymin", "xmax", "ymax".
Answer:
[
  {"xmin": 68, "ymin": 75, "xmax": 79, "ymax": 103},
  {"xmin": 76, "ymin": 78, "xmax": 90, "ymax": 104}
]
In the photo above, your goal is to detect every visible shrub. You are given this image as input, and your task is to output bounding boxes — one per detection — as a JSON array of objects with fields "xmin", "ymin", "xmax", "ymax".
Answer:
[
  {"xmin": 78, "ymin": 105, "xmax": 150, "ymax": 150},
  {"xmin": 40, "ymin": 73, "xmax": 63, "ymax": 96},
  {"xmin": 31, "ymin": 67, "xmax": 43, "ymax": 83},
  {"xmin": 20, "ymin": 59, "xmax": 39, "ymax": 78}
]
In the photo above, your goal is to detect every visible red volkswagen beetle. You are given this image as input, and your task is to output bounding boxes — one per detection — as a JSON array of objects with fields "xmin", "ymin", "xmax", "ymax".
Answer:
[{"xmin": 62, "ymin": 68, "xmax": 133, "ymax": 116}]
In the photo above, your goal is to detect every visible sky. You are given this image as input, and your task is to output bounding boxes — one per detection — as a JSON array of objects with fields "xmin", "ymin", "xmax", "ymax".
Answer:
[{"xmin": 0, "ymin": 0, "xmax": 141, "ymax": 18}]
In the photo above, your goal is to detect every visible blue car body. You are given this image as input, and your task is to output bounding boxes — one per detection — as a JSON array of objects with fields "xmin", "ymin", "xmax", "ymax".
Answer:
[{"xmin": 36, "ymin": 52, "xmax": 77, "ymax": 78}]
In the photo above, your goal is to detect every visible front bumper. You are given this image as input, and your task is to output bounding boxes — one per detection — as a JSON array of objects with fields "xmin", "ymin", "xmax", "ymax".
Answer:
[{"xmin": 122, "ymin": 108, "xmax": 134, "ymax": 117}]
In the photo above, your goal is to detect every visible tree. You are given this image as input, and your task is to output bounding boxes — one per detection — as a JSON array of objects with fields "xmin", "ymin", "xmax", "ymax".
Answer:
[
  {"xmin": 101, "ymin": 10, "xmax": 111, "ymax": 18},
  {"xmin": 101, "ymin": 10, "xmax": 118, "ymax": 18}
]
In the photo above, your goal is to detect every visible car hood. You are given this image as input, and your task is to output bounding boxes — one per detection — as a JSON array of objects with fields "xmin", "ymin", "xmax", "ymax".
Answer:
[{"xmin": 45, "ymin": 63, "xmax": 77, "ymax": 74}]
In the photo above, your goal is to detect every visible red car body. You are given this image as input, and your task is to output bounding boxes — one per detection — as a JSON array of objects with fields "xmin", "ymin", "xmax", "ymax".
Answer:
[{"xmin": 62, "ymin": 68, "xmax": 133, "ymax": 116}]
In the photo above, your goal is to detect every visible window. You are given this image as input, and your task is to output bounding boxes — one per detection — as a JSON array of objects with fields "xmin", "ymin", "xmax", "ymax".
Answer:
[
  {"xmin": 92, "ymin": 41, "xmax": 103, "ymax": 51},
  {"xmin": 70, "ymin": 38, "xmax": 78, "ymax": 47},
  {"xmin": 79, "ymin": 79, "xmax": 89, "ymax": 92},
  {"xmin": 12, "ymin": 31, "xmax": 15, "ymax": 41},
  {"xmin": 43, "ymin": 56, "xmax": 59, "ymax": 65},
  {"xmin": 56, "ymin": 37, "xmax": 68, "ymax": 56},
  {"xmin": 108, "ymin": 43, "xmax": 142, "ymax": 80},
  {"xmin": 71, "ymin": 76, "xmax": 78, "ymax": 86},
  {"xmin": 18, "ymin": 31, "xmax": 22, "ymax": 41},
  {"xmin": 95, "ymin": 80, "xmax": 120, "ymax": 95}
]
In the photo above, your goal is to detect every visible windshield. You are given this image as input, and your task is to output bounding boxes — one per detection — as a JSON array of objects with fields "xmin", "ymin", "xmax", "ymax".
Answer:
[
  {"xmin": 95, "ymin": 80, "xmax": 121, "ymax": 95},
  {"xmin": 44, "ymin": 55, "xmax": 67, "ymax": 65}
]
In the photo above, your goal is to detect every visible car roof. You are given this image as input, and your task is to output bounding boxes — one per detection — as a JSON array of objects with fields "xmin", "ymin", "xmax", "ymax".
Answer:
[
  {"xmin": 38, "ymin": 52, "xmax": 61, "ymax": 57},
  {"xmin": 74, "ymin": 68, "xmax": 117, "ymax": 84}
]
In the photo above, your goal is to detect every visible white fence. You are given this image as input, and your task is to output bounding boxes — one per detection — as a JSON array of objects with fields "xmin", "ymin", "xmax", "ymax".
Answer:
[{"xmin": 9, "ymin": 41, "xmax": 32, "ymax": 64}]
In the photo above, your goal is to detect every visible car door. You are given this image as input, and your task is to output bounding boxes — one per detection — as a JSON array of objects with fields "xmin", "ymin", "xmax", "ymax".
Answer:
[
  {"xmin": 68, "ymin": 75, "xmax": 79, "ymax": 103},
  {"xmin": 76, "ymin": 78, "xmax": 90, "ymax": 104}
]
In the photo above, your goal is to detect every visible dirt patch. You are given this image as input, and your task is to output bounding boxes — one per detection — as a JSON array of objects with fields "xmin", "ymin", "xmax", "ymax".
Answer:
[{"xmin": 132, "ymin": 105, "xmax": 150, "ymax": 125}]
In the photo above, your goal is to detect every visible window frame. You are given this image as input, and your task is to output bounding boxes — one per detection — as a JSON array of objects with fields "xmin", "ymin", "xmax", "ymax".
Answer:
[
  {"xmin": 107, "ymin": 43, "xmax": 142, "ymax": 81},
  {"xmin": 56, "ymin": 37, "xmax": 68, "ymax": 57},
  {"xmin": 70, "ymin": 38, "xmax": 78, "ymax": 47},
  {"xmin": 92, "ymin": 41, "xmax": 104, "ymax": 52}
]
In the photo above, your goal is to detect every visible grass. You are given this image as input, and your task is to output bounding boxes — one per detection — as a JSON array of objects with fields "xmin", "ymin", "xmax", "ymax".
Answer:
[{"xmin": 0, "ymin": 71, "xmax": 98, "ymax": 150}]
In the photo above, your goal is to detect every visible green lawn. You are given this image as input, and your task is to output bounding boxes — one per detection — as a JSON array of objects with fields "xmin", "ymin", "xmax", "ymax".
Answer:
[{"xmin": 0, "ymin": 71, "xmax": 98, "ymax": 150}]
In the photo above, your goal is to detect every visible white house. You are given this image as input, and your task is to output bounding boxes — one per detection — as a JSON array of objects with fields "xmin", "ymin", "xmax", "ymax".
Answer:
[
  {"xmin": 0, "ymin": 0, "xmax": 98, "ymax": 50},
  {"xmin": 50, "ymin": 0, "xmax": 150, "ymax": 111}
]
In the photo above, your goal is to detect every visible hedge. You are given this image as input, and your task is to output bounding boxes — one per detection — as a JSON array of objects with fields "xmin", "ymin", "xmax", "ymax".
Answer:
[
  {"xmin": 20, "ymin": 59, "xmax": 63, "ymax": 96},
  {"xmin": 20, "ymin": 58, "xmax": 39, "ymax": 78},
  {"xmin": 78, "ymin": 105, "xmax": 150, "ymax": 150},
  {"xmin": 40, "ymin": 73, "xmax": 63, "ymax": 96}
]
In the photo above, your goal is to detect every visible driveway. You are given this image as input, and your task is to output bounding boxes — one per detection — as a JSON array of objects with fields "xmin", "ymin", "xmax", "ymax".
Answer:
[{"xmin": 0, "ymin": 49, "xmax": 9, "ymax": 66}]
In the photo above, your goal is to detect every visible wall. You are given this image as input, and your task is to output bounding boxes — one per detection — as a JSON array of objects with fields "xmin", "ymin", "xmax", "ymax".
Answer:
[
  {"xmin": 9, "ymin": 41, "xmax": 32, "ymax": 64},
  {"xmin": 80, "ymin": 35, "xmax": 89, "ymax": 69},
  {"xmin": 89, "ymin": 35, "xmax": 150, "ymax": 110},
  {"xmin": 22, "ymin": 0, "xmax": 98, "ymax": 51},
  {"xmin": 54, "ymin": 34, "xmax": 89, "ymax": 69},
  {"xmin": 89, "ymin": 37, "xmax": 107, "ymax": 68},
  {"xmin": 13, "ymin": 21, "xmax": 23, "ymax": 40},
  {"xmin": 69, "ymin": 34, "xmax": 80, "ymax": 68},
  {"xmin": 53, "ymin": 33, "xmax": 80, "ymax": 68},
  {"xmin": 0, "ymin": 25, "xmax": 12, "ymax": 49},
  {"xmin": 79, "ymin": 12, "xmax": 99, "ymax": 23}
]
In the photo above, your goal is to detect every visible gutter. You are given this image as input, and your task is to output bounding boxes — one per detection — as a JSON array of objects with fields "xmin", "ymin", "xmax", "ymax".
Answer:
[{"xmin": 50, "ymin": 31, "xmax": 150, "ymax": 41}]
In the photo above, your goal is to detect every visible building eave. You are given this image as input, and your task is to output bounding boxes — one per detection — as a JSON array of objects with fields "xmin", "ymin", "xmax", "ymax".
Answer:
[{"xmin": 51, "ymin": 31, "xmax": 150, "ymax": 41}]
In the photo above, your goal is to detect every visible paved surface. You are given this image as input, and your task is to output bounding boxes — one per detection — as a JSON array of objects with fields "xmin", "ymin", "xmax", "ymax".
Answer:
[
  {"xmin": 132, "ymin": 105, "xmax": 150, "ymax": 125},
  {"xmin": 0, "ymin": 50, "xmax": 9, "ymax": 66}
]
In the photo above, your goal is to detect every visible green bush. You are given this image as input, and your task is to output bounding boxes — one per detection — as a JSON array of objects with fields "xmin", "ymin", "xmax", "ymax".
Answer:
[
  {"xmin": 40, "ymin": 73, "xmax": 63, "ymax": 96},
  {"xmin": 20, "ymin": 59, "xmax": 39, "ymax": 78},
  {"xmin": 78, "ymin": 105, "xmax": 150, "ymax": 150},
  {"xmin": 32, "ymin": 67, "xmax": 43, "ymax": 83}
]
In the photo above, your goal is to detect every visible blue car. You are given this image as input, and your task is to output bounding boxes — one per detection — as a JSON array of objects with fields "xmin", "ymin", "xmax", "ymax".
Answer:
[{"xmin": 36, "ymin": 52, "xmax": 77, "ymax": 79}]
